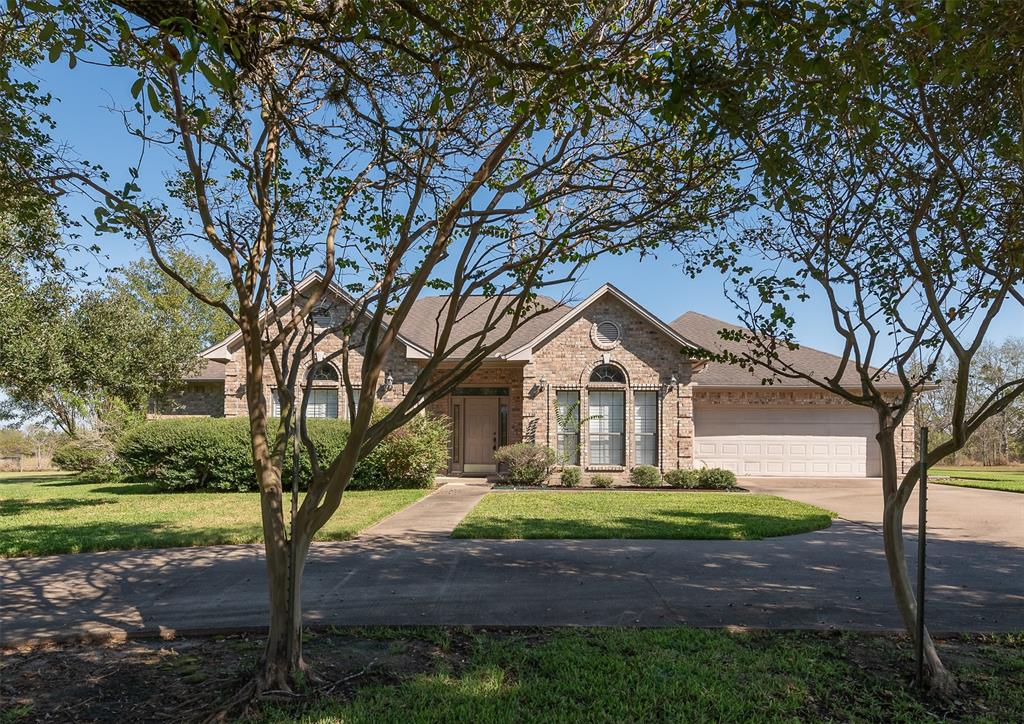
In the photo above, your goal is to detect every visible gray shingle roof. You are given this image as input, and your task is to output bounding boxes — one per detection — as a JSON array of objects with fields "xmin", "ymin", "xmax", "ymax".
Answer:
[
  {"xmin": 186, "ymin": 360, "xmax": 226, "ymax": 381},
  {"xmin": 670, "ymin": 311, "xmax": 901, "ymax": 389},
  {"xmin": 399, "ymin": 294, "xmax": 573, "ymax": 357}
]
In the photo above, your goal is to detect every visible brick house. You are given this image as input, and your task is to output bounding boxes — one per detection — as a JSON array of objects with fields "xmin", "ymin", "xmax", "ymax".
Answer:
[{"xmin": 156, "ymin": 277, "xmax": 915, "ymax": 478}]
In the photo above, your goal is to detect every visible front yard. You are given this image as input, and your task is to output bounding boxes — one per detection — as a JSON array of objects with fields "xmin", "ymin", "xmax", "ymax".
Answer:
[
  {"xmin": 932, "ymin": 466, "xmax": 1024, "ymax": 493},
  {"xmin": 452, "ymin": 491, "xmax": 835, "ymax": 540},
  {"xmin": 2, "ymin": 628, "xmax": 1021, "ymax": 723},
  {"xmin": 0, "ymin": 472, "xmax": 429, "ymax": 557}
]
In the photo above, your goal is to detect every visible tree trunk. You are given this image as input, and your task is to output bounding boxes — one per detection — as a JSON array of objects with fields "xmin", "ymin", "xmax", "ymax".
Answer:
[
  {"xmin": 258, "ymin": 528, "xmax": 313, "ymax": 692},
  {"xmin": 877, "ymin": 425, "xmax": 957, "ymax": 697},
  {"xmin": 242, "ymin": 329, "xmax": 313, "ymax": 694}
]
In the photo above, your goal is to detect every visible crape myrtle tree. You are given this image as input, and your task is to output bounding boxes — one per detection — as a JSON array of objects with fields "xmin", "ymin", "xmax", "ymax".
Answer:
[
  {"xmin": 663, "ymin": 1, "xmax": 1024, "ymax": 693},
  {"xmin": 15, "ymin": 0, "xmax": 741, "ymax": 694}
]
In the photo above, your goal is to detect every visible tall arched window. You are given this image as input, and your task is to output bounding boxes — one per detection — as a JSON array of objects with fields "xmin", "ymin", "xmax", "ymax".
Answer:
[
  {"xmin": 588, "ymin": 364, "xmax": 625, "ymax": 465},
  {"xmin": 590, "ymin": 364, "xmax": 626, "ymax": 384}
]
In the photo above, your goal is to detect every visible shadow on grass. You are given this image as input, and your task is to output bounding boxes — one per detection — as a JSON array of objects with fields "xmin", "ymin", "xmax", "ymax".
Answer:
[
  {"xmin": 88, "ymin": 484, "xmax": 164, "ymax": 495},
  {"xmin": 0, "ymin": 521, "xmax": 263, "ymax": 558},
  {"xmin": 0, "ymin": 473, "xmax": 80, "ymax": 486},
  {"xmin": 4, "ymin": 628, "xmax": 1021, "ymax": 723},
  {"xmin": 0, "ymin": 497, "xmax": 114, "ymax": 517},
  {"xmin": 453, "ymin": 508, "xmax": 833, "ymax": 540}
]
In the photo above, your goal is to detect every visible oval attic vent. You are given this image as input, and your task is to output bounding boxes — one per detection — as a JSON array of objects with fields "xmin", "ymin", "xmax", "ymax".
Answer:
[{"xmin": 594, "ymin": 320, "xmax": 620, "ymax": 346}]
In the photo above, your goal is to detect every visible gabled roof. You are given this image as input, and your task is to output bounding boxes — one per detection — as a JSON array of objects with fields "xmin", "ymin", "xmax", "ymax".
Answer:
[
  {"xmin": 671, "ymin": 311, "xmax": 904, "ymax": 389},
  {"xmin": 195, "ymin": 276, "xmax": 901, "ymax": 390},
  {"xmin": 502, "ymin": 283, "xmax": 704, "ymax": 361},
  {"xmin": 200, "ymin": 273, "xmax": 432, "ymax": 363}
]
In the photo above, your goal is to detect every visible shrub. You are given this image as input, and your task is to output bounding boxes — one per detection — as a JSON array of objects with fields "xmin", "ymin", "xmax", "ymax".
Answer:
[
  {"xmin": 353, "ymin": 415, "xmax": 450, "ymax": 490},
  {"xmin": 116, "ymin": 414, "xmax": 449, "ymax": 492},
  {"xmin": 494, "ymin": 443, "xmax": 556, "ymax": 486},
  {"xmin": 664, "ymin": 468, "xmax": 700, "ymax": 488},
  {"xmin": 52, "ymin": 437, "xmax": 114, "ymax": 472},
  {"xmin": 590, "ymin": 473, "xmax": 614, "ymax": 488},
  {"xmin": 629, "ymin": 465, "xmax": 662, "ymax": 488},
  {"xmin": 560, "ymin": 466, "xmax": 582, "ymax": 487},
  {"xmin": 117, "ymin": 417, "xmax": 255, "ymax": 491},
  {"xmin": 698, "ymin": 467, "xmax": 738, "ymax": 490}
]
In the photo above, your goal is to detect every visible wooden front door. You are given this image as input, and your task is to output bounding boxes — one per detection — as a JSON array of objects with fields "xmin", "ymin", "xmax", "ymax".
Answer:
[{"xmin": 463, "ymin": 396, "xmax": 499, "ymax": 473}]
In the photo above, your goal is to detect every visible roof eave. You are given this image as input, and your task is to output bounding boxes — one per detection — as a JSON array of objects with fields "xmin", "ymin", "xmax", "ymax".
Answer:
[
  {"xmin": 199, "ymin": 272, "xmax": 432, "ymax": 359},
  {"xmin": 504, "ymin": 283, "xmax": 704, "ymax": 360}
]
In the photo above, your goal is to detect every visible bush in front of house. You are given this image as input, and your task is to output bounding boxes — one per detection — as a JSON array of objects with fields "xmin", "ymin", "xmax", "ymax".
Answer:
[
  {"xmin": 52, "ymin": 436, "xmax": 115, "ymax": 472},
  {"xmin": 494, "ymin": 443, "xmax": 556, "ymax": 486},
  {"xmin": 591, "ymin": 473, "xmax": 614, "ymax": 488},
  {"xmin": 560, "ymin": 466, "xmax": 582, "ymax": 487},
  {"xmin": 117, "ymin": 417, "xmax": 254, "ymax": 491},
  {"xmin": 664, "ymin": 468, "xmax": 700, "ymax": 488},
  {"xmin": 630, "ymin": 465, "xmax": 662, "ymax": 488},
  {"xmin": 117, "ymin": 414, "xmax": 449, "ymax": 492},
  {"xmin": 697, "ymin": 467, "xmax": 738, "ymax": 490},
  {"xmin": 353, "ymin": 415, "xmax": 450, "ymax": 490}
]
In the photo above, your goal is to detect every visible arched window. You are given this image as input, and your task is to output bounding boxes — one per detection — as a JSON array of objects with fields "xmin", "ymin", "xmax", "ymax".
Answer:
[
  {"xmin": 311, "ymin": 362, "xmax": 339, "ymax": 382},
  {"xmin": 590, "ymin": 364, "xmax": 626, "ymax": 384},
  {"xmin": 588, "ymin": 363, "xmax": 626, "ymax": 466}
]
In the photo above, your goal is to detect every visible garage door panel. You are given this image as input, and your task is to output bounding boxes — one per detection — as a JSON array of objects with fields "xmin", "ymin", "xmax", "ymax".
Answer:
[{"xmin": 694, "ymin": 407, "xmax": 880, "ymax": 478}]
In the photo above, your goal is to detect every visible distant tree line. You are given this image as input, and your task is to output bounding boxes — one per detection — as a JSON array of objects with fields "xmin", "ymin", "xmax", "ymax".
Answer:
[{"xmin": 917, "ymin": 339, "xmax": 1024, "ymax": 465}]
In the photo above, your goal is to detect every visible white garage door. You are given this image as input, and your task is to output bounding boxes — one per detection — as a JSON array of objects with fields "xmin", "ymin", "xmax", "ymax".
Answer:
[{"xmin": 694, "ymin": 406, "xmax": 880, "ymax": 477}]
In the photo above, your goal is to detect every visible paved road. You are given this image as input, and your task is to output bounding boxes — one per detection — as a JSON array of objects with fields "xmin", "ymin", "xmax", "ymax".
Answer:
[{"xmin": 1, "ymin": 480, "xmax": 1021, "ymax": 645}]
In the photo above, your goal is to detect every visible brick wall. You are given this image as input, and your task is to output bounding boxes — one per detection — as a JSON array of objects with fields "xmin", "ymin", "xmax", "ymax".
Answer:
[
  {"xmin": 221, "ymin": 300, "xmax": 420, "ymax": 417},
  {"xmin": 149, "ymin": 382, "xmax": 225, "ymax": 417},
  {"xmin": 425, "ymin": 364, "xmax": 525, "ymax": 472},
  {"xmin": 524, "ymin": 295, "xmax": 696, "ymax": 472}
]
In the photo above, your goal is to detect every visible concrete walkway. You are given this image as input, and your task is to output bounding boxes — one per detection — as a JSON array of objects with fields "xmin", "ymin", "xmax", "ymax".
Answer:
[
  {"xmin": 360, "ymin": 480, "xmax": 490, "ymax": 540},
  {"xmin": 1, "ymin": 479, "xmax": 1021, "ymax": 646}
]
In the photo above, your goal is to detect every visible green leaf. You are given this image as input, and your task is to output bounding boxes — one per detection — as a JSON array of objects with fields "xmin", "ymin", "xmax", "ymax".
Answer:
[
  {"xmin": 130, "ymin": 77, "xmax": 146, "ymax": 99},
  {"xmin": 47, "ymin": 40, "xmax": 62, "ymax": 64},
  {"xmin": 147, "ymin": 84, "xmax": 162, "ymax": 113}
]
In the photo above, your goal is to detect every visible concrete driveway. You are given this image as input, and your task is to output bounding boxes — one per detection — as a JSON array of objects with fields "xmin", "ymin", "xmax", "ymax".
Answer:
[
  {"xmin": 1, "ymin": 480, "xmax": 1021, "ymax": 646},
  {"xmin": 742, "ymin": 477, "xmax": 1023, "ymax": 546}
]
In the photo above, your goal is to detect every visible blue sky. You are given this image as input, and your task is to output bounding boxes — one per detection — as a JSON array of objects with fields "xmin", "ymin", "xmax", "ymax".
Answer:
[{"xmin": 34, "ymin": 56, "xmax": 1022, "ymax": 357}]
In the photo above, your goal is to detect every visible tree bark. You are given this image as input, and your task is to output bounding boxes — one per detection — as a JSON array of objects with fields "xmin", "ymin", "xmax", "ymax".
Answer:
[
  {"xmin": 877, "ymin": 421, "xmax": 957, "ymax": 696},
  {"xmin": 258, "ymin": 528, "xmax": 313, "ymax": 691},
  {"xmin": 241, "ymin": 329, "xmax": 310, "ymax": 693}
]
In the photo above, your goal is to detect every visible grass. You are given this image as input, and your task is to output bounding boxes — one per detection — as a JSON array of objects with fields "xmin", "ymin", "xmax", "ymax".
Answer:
[
  {"xmin": 12, "ymin": 627, "xmax": 1015, "ymax": 723},
  {"xmin": 255, "ymin": 629, "xmax": 1023, "ymax": 724},
  {"xmin": 0, "ymin": 471, "xmax": 429, "ymax": 558},
  {"xmin": 932, "ymin": 465, "xmax": 1024, "ymax": 493},
  {"xmin": 452, "ymin": 491, "xmax": 835, "ymax": 540}
]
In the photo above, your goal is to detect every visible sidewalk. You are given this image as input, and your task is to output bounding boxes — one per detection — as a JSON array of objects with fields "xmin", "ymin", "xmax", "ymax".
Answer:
[{"xmin": 359, "ymin": 480, "xmax": 490, "ymax": 540}]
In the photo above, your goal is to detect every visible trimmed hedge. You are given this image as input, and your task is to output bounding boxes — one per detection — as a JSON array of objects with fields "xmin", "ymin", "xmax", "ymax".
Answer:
[
  {"xmin": 116, "ymin": 415, "xmax": 449, "ymax": 492},
  {"xmin": 698, "ymin": 467, "xmax": 738, "ymax": 490},
  {"xmin": 494, "ymin": 443, "xmax": 556, "ymax": 486},
  {"xmin": 663, "ymin": 467, "xmax": 738, "ymax": 490},
  {"xmin": 560, "ymin": 466, "xmax": 582, "ymax": 488},
  {"xmin": 664, "ymin": 469, "xmax": 699, "ymax": 488},
  {"xmin": 630, "ymin": 465, "xmax": 662, "ymax": 488},
  {"xmin": 590, "ymin": 473, "xmax": 614, "ymax": 488}
]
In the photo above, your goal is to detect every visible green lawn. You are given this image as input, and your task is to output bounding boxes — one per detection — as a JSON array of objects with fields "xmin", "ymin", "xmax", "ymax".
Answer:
[
  {"xmin": 252, "ymin": 628, "xmax": 1022, "ymax": 724},
  {"xmin": 452, "ymin": 491, "xmax": 835, "ymax": 540},
  {"xmin": 6, "ymin": 628, "xmax": 1021, "ymax": 723},
  {"xmin": 0, "ymin": 471, "xmax": 429, "ymax": 558},
  {"xmin": 932, "ymin": 466, "xmax": 1024, "ymax": 493}
]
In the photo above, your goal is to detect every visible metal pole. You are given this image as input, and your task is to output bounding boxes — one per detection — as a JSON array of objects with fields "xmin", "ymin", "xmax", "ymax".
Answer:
[{"xmin": 915, "ymin": 426, "xmax": 928, "ymax": 687}]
